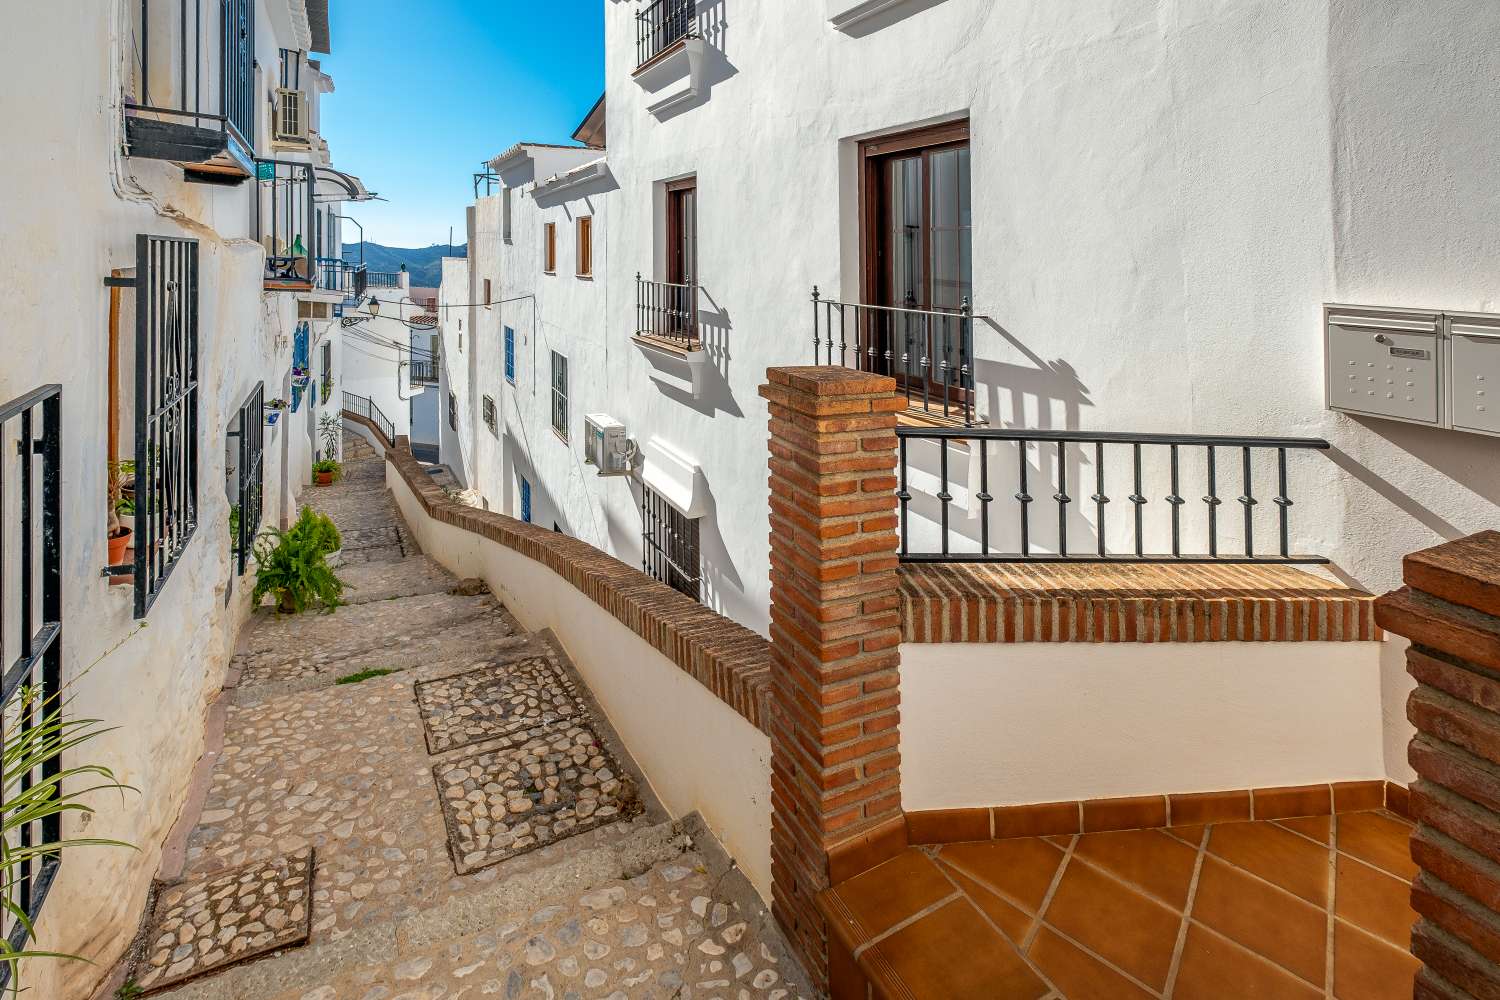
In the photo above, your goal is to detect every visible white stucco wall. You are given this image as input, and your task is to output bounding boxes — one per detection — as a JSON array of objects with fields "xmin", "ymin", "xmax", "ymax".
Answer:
[
  {"xmin": 0, "ymin": 2, "xmax": 346, "ymax": 994},
  {"xmin": 900, "ymin": 640, "xmax": 1389, "ymax": 810},
  {"xmin": 438, "ymin": 256, "xmax": 475, "ymax": 486},
  {"xmin": 386, "ymin": 461, "xmax": 773, "ymax": 901},
  {"xmin": 342, "ymin": 272, "xmax": 427, "ymax": 441}
]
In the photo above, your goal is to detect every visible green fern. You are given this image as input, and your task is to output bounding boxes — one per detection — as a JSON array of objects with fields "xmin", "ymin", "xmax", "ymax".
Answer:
[{"xmin": 251, "ymin": 508, "xmax": 346, "ymax": 614}]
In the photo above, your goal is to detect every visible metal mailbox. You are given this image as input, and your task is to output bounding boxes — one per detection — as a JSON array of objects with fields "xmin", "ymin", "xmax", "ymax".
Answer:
[
  {"xmin": 1325, "ymin": 305, "xmax": 1443, "ymax": 427},
  {"xmin": 1448, "ymin": 313, "xmax": 1500, "ymax": 437}
]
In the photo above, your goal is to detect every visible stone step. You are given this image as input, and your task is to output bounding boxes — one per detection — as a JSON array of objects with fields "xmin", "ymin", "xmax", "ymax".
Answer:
[{"xmin": 335, "ymin": 555, "xmax": 461, "ymax": 606}]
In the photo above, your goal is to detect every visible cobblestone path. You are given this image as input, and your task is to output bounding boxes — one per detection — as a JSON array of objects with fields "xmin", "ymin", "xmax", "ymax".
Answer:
[{"xmin": 128, "ymin": 434, "xmax": 810, "ymax": 1000}]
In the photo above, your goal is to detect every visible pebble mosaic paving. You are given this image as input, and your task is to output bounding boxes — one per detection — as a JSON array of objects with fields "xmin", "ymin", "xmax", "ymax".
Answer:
[
  {"xmin": 414, "ymin": 655, "xmax": 587, "ymax": 754},
  {"xmin": 436, "ymin": 724, "xmax": 642, "ymax": 875},
  {"xmin": 136, "ymin": 849, "xmax": 314, "ymax": 994}
]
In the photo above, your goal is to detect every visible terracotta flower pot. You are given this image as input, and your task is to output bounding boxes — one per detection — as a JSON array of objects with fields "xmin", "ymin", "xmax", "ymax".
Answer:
[
  {"xmin": 315, "ymin": 471, "xmax": 334, "ymax": 486},
  {"xmin": 108, "ymin": 527, "xmax": 132, "ymax": 565},
  {"xmin": 277, "ymin": 591, "xmax": 298, "ymax": 614}
]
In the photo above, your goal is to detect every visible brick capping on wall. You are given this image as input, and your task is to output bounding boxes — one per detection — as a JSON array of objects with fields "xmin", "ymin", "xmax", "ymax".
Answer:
[
  {"xmin": 382, "ymin": 436, "xmax": 774, "ymax": 732},
  {"xmin": 343, "ymin": 408, "xmax": 395, "ymax": 451},
  {"xmin": 760, "ymin": 368, "xmax": 908, "ymax": 993},
  {"xmin": 1375, "ymin": 530, "xmax": 1500, "ymax": 1000},
  {"xmin": 900, "ymin": 560, "xmax": 1382, "ymax": 643},
  {"xmin": 904, "ymin": 779, "xmax": 1412, "ymax": 844}
]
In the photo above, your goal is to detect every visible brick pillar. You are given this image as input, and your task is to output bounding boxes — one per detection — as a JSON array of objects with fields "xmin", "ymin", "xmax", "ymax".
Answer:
[
  {"xmin": 759, "ymin": 367, "xmax": 906, "ymax": 990},
  {"xmin": 1375, "ymin": 530, "xmax": 1500, "ymax": 1000}
]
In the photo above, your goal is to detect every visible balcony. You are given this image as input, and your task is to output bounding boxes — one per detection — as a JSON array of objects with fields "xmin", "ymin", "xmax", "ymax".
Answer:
[
  {"xmin": 632, "ymin": 0, "xmax": 707, "ymax": 119},
  {"xmin": 409, "ymin": 361, "xmax": 439, "ymax": 386},
  {"xmin": 318, "ymin": 258, "xmax": 367, "ymax": 305},
  {"xmin": 366, "ymin": 271, "xmax": 403, "ymax": 290},
  {"xmin": 634, "ymin": 276, "xmax": 711, "ymax": 399},
  {"xmin": 256, "ymin": 160, "xmax": 316, "ymax": 291},
  {"xmin": 123, "ymin": 0, "xmax": 256, "ymax": 185},
  {"xmin": 812, "ymin": 287, "xmax": 976, "ymax": 425}
]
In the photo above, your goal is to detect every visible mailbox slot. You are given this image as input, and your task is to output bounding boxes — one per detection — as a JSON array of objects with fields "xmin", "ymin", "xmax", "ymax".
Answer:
[
  {"xmin": 1325, "ymin": 305, "xmax": 1443, "ymax": 427},
  {"xmin": 1448, "ymin": 313, "xmax": 1500, "ymax": 438}
]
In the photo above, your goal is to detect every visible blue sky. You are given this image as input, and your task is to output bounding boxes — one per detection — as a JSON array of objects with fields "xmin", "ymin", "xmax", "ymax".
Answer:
[{"xmin": 320, "ymin": 1, "xmax": 604, "ymax": 249}]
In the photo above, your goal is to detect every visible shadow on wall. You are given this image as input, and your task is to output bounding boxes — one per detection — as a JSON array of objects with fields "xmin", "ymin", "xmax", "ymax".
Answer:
[
  {"xmin": 531, "ymin": 169, "xmax": 620, "ymax": 213},
  {"xmin": 653, "ymin": 0, "xmax": 738, "ymax": 123}
]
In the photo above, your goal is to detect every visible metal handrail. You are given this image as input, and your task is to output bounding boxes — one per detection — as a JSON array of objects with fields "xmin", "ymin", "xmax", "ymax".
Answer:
[
  {"xmin": 636, "ymin": 0, "xmax": 696, "ymax": 67},
  {"xmin": 813, "ymin": 288, "xmax": 976, "ymax": 425},
  {"xmin": 343, "ymin": 391, "xmax": 394, "ymax": 447},
  {"xmin": 895, "ymin": 425, "xmax": 1332, "ymax": 565},
  {"xmin": 636, "ymin": 274, "xmax": 699, "ymax": 350}
]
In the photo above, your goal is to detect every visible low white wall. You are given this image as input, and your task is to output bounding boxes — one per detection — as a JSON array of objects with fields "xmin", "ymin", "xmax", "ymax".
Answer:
[
  {"xmin": 386, "ymin": 461, "xmax": 774, "ymax": 901},
  {"xmin": 900, "ymin": 640, "xmax": 1391, "ymax": 810}
]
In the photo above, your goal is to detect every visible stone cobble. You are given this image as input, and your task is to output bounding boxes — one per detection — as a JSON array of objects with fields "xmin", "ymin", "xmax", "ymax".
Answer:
[{"xmin": 415, "ymin": 656, "xmax": 587, "ymax": 755}]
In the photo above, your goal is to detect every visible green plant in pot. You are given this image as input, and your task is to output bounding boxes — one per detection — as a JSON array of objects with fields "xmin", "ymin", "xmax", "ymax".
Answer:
[
  {"xmin": 106, "ymin": 463, "xmax": 132, "ymax": 565},
  {"xmin": 252, "ymin": 507, "xmax": 346, "ymax": 614},
  {"xmin": 312, "ymin": 458, "xmax": 341, "ymax": 487}
]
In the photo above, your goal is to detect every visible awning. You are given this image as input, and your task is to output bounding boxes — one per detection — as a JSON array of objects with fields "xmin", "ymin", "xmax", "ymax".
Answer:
[
  {"xmin": 314, "ymin": 167, "xmax": 379, "ymax": 203},
  {"xmin": 641, "ymin": 438, "xmax": 709, "ymax": 518}
]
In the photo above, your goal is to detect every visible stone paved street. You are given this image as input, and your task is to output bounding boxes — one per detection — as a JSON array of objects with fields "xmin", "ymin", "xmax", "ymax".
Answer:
[{"xmin": 126, "ymin": 434, "xmax": 810, "ymax": 1000}]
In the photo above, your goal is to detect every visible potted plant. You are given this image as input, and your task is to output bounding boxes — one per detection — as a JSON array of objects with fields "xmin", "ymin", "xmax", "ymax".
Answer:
[
  {"xmin": 115, "ymin": 495, "xmax": 135, "ymax": 536},
  {"xmin": 107, "ymin": 464, "xmax": 132, "ymax": 565},
  {"xmin": 312, "ymin": 458, "xmax": 341, "ymax": 487},
  {"xmin": 318, "ymin": 412, "xmax": 341, "ymax": 460},
  {"xmin": 252, "ymin": 507, "xmax": 345, "ymax": 614},
  {"xmin": 265, "ymin": 398, "xmax": 288, "ymax": 425}
]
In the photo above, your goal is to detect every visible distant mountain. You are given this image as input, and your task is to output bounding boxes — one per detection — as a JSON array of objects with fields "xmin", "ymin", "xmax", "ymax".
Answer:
[{"xmin": 344, "ymin": 242, "xmax": 466, "ymax": 289}]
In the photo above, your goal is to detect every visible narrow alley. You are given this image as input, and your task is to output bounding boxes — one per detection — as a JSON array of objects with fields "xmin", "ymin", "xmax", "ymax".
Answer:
[{"xmin": 124, "ymin": 434, "xmax": 808, "ymax": 1000}]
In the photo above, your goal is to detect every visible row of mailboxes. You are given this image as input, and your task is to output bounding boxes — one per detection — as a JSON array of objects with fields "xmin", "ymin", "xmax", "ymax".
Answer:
[{"xmin": 1325, "ymin": 304, "xmax": 1500, "ymax": 438}]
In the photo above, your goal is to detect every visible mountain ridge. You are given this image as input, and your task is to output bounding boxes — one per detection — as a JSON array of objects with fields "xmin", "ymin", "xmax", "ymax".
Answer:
[{"xmin": 345, "ymin": 242, "xmax": 466, "ymax": 289}]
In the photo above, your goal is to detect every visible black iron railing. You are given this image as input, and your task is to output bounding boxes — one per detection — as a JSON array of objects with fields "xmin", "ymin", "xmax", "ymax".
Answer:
[
  {"xmin": 0, "ymin": 384, "xmax": 63, "ymax": 989},
  {"xmin": 343, "ymin": 392, "xmax": 394, "ymax": 447},
  {"xmin": 318, "ymin": 258, "xmax": 367, "ymax": 301},
  {"xmin": 409, "ymin": 361, "xmax": 439, "ymax": 386},
  {"xmin": 124, "ymin": 0, "xmax": 256, "ymax": 158},
  {"xmin": 642, "ymin": 485, "xmax": 702, "ymax": 601},
  {"xmin": 814, "ymin": 288, "xmax": 976, "ymax": 425},
  {"xmin": 229, "ymin": 382, "xmax": 264, "ymax": 575},
  {"xmin": 367, "ymin": 271, "xmax": 402, "ymax": 289},
  {"xmin": 256, "ymin": 160, "xmax": 316, "ymax": 287},
  {"xmin": 636, "ymin": 0, "xmax": 696, "ymax": 67},
  {"xmin": 895, "ymin": 427, "xmax": 1332, "ymax": 564},
  {"xmin": 636, "ymin": 275, "xmax": 699, "ymax": 350}
]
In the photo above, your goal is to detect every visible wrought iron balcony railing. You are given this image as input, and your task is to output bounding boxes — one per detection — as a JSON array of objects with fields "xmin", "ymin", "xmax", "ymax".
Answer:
[
  {"xmin": 123, "ymin": 0, "xmax": 256, "ymax": 181},
  {"xmin": 409, "ymin": 361, "xmax": 439, "ymax": 386},
  {"xmin": 366, "ymin": 271, "xmax": 403, "ymax": 289},
  {"xmin": 256, "ymin": 159, "xmax": 316, "ymax": 289},
  {"xmin": 813, "ymin": 288, "xmax": 976, "ymax": 425},
  {"xmin": 318, "ymin": 258, "xmax": 367, "ymax": 301},
  {"xmin": 895, "ymin": 426, "xmax": 1332, "ymax": 565},
  {"xmin": 636, "ymin": 0, "xmax": 696, "ymax": 67},
  {"xmin": 636, "ymin": 275, "xmax": 699, "ymax": 350}
]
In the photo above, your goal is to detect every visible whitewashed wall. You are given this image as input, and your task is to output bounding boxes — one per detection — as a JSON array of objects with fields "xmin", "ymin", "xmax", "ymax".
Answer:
[{"xmin": 0, "ymin": 2, "xmax": 336, "ymax": 995}]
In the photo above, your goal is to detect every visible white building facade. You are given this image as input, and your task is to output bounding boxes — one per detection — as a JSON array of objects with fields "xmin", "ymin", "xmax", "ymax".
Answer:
[
  {"xmin": 0, "ymin": 2, "xmax": 374, "ymax": 995},
  {"xmin": 442, "ymin": 0, "xmax": 1500, "ymax": 637}
]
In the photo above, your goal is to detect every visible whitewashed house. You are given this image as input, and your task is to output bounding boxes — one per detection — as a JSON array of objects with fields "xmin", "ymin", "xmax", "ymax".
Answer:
[
  {"xmin": 434, "ymin": 0, "xmax": 1500, "ymax": 875},
  {"xmin": 0, "ymin": 2, "xmax": 375, "ymax": 995}
]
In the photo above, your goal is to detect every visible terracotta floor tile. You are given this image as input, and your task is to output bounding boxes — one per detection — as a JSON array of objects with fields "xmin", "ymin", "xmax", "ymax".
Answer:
[
  {"xmin": 1071, "ymin": 828, "xmax": 1199, "ymax": 910},
  {"xmin": 1334, "ymin": 919, "xmax": 1421, "ymax": 1000},
  {"xmin": 943, "ymin": 861, "xmax": 1034, "ymax": 945},
  {"xmin": 866, "ymin": 897, "xmax": 1049, "ymax": 1000},
  {"xmin": 1276, "ymin": 814, "xmax": 1332, "ymax": 845},
  {"xmin": 1208, "ymin": 820, "xmax": 1332, "ymax": 906},
  {"xmin": 1335, "ymin": 854, "xmax": 1418, "ymax": 947},
  {"xmin": 1338, "ymin": 811, "xmax": 1417, "ymax": 882},
  {"xmin": 1190, "ymin": 856, "xmax": 1328, "ymax": 986},
  {"xmin": 827, "ymin": 849, "xmax": 956, "ymax": 943},
  {"xmin": 1164, "ymin": 824, "xmax": 1206, "ymax": 849},
  {"xmin": 1027, "ymin": 926, "xmax": 1155, "ymax": 1000},
  {"xmin": 939, "ymin": 838, "xmax": 1067, "ymax": 913},
  {"xmin": 1040, "ymin": 857, "xmax": 1181, "ymax": 991},
  {"xmin": 1174, "ymin": 923, "xmax": 1324, "ymax": 1000}
]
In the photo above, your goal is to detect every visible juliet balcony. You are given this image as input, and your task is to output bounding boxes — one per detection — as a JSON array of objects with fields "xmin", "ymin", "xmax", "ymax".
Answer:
[{"xmin": 123, "ymin": 0, "xmax": 256, "ymax": 185}]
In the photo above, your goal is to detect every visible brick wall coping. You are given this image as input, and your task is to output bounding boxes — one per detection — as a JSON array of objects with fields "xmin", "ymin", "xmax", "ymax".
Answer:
[
  {"xmin": 900, "ymin": 560, "xmax": 1381, "ymax": 643},
  {"xmin": 384, "ymin": 440, "xmax": 773, "ymax": 732}
]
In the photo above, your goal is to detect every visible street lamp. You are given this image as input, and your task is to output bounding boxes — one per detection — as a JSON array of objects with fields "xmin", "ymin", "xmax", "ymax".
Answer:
[{"xmin": 368, "ymin": 299, "xmax": 381, "ymax": 319}]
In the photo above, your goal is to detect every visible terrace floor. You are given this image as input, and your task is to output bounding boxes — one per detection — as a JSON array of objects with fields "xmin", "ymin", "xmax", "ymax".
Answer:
[{"xmin": 822, "ymin": 811, "xmax": 1419, "ymax": 999}]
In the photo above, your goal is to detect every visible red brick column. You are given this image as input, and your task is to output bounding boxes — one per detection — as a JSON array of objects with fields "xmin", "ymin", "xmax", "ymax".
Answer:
[
  {"xmin": 759, "ymin": 367, "xmax": 906, "ymax": 990},
  {"xmin": 1375, "ymin": 531, "xmax": 1500, "ymax": 1000}
]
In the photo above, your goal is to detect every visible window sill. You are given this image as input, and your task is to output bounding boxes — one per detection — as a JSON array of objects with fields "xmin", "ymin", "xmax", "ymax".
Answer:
[{"xmin": 576, "ymin": 273, "xmax": 594, "ymax": 281}]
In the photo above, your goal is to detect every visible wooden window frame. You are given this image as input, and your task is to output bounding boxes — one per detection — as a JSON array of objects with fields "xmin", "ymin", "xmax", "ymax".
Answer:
[
  {"xmin": 483, "ymin": 278, "xmax": 492, "ymax": 306},
  {"xmin": 576, "ymin": 216, "xmax": 594, "ymax": 279},
  {"xmin": 664, "ymin": 177, "xmax": 697, "ymax": 286},
  {"xmin": 543, "ymin": 222, "xmax": 557, "ymax": 275}
]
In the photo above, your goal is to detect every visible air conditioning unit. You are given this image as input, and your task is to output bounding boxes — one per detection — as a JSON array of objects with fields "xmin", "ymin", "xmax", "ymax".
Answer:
[
  {"xmin": 274, "ymin": 88, "xmax": 307, "ymax": 143},
  {"xmin": 584, "ymin": 414, "xmax": 634, "ymax": 477}
]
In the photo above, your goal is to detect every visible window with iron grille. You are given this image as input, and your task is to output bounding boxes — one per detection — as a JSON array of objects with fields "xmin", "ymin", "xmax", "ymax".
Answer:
[
  {"xmin": 448, "ymin": 391, "xmax": 457, "ymax": 431},
  {"xmin": 550, "ymin": 351, "xmax": 568, "ymax": 440},
  {"xmin": 228, "ymin": 383, "xmax": 265, "ymax": 576},
  {"xmin": 125, "ymin": 234, "xmax": 202, "ymax": 617},
  {"xmin": 519, "ymin": 476, "xmax": 532, "ymax": 523},
  {"xmin": 0, "ymin": 384, "xmax": 62, "ymax": 989},
  {"xmin": 483, "ymin": 395, "xmax": 497, "ymax": 436},
  {"xmin": 504, "ymin": 326, "xmax": 516, "ymax": 384},
  {"xmin": 641, "ymin": 486, "xmax": 701, "ymax": 601}
]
